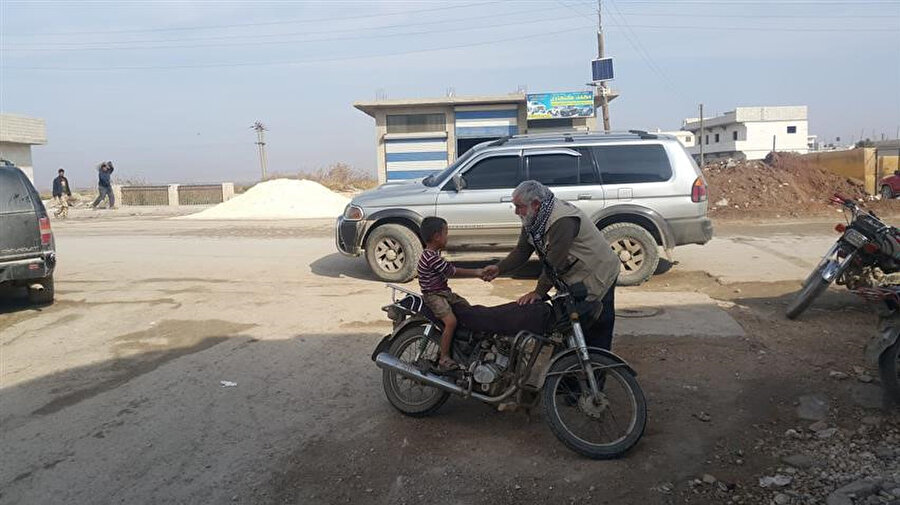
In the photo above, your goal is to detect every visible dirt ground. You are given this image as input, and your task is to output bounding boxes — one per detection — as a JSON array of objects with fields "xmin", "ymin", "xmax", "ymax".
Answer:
[{"xmin": 0, "ymin": 215, "xmax": 897, "ymax": 505}]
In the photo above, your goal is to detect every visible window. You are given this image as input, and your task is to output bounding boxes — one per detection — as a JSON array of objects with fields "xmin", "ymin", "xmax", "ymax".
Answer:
[
  {"xmin": 526, "ymin": 154, "xmax": 579, "ymax": 186},
  {"xmin": 685, "ymin": 136, "xmax": 692, "ymax": 143},
  {"xmin": 705, "ymin": 135, "xmax": 709, "ymax": 145},
  {"xmin": 591, "ymin": 145, "xmax": 672, "ymax": 184},
  {"xmin": 462, "ymin": 156, "xmax": 521, "ymax": 190},
  {"xmin": 714, "ymin": 133, "xmax": 720, "ymax": 143},
  {"xmin": 0, "ymin": 171, "xmax": 35, "ymax": 214},
  {"xmin": 787, "ymin": 126, "xmax": 797, "ymax": 134},
  {"xmin": 573, "ymin": 147, "xmax": 599, "ymax": 184},
  {"xmin": 386, "ymin": 113, "xmax": 445, "ymax": 134},
  {"xmin": 732, "ymin": 131, "xmax": 738, "ymax": 141}
]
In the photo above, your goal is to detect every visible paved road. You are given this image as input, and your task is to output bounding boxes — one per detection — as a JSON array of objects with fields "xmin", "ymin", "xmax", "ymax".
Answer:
[{"xmin": 0, "ymin": 217, "xmax": 857, "ymax": 504}]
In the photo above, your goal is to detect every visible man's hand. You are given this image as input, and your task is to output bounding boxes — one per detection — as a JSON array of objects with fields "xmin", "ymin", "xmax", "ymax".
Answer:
[
  {"xmin": 481, "ymin": 265, "xmax": 499, "ymax": 282},
  {"xmin": 517, "ymin": 291, "xmax": 541, "ymax": 305}
]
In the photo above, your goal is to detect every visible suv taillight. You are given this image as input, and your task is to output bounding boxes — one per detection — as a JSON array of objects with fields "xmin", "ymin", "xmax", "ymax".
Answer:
[
  {"xmin": 691, "ymin": 177, "xmax": 708, "ymax": 203},
  {"xmin": 39, "ymin": 217, "xmax": 52, "ymax": 246}
]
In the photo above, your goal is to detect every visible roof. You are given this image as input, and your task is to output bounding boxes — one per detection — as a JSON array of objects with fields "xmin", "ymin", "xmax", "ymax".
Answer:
[
  {"xmin": 682, "ymin": 105, "xmax": 807, "ymax": 131},
  {"xmin": 354, "ymin": 90, "xmax": 619, "ymax": 117},
  {"xmin": 0, "ymin": 113, "xmax": 47, "ymax": 145}
]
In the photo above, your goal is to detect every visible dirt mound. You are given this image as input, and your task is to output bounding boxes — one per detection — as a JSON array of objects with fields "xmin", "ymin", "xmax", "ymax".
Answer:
[{"xmin": 703, "ymin": 152, "xmax": 899, "ymax": 219}]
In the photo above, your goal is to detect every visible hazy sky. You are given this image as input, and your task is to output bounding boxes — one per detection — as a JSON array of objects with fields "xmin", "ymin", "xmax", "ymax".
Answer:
[{"xmin": 2, "ymin": 0, "xmax": 899, "ymax": 190}]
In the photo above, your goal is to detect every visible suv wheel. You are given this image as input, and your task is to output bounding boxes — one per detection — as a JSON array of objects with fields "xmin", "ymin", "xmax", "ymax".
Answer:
[
  {"xmin": 601, "ymin": 223, "xmax": 660, "ymax": 286},
  {"xmin": 27, "ymin": 274, "xmax": 55, "ymax": 304},
  {"xmin": 882, "ymin": 186, "xmax": 894, "ymax": 200},
  {"xmin": 365, "ymin": 224, "xmax": 422, "ymax": 283}
]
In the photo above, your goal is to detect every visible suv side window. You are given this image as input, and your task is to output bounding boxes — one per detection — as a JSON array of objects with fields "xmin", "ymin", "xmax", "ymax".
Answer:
[
  {"xmin": 462, "ymin": 155, "xmax": 521, "ymax": 190},
  {"xmin": 573, "ymin": 147, "xmax": 600, "ymax": 184},
  {"xmin": 591, "ymin": 144, "xmax": 672, "ymax": 184},
  {"xmin": 526, "ymin": 154, "xmax": 579, "ymax": 186},
  {"xmin": 0, "ymin": 170, "xmax": 35, "ymax": 214}
]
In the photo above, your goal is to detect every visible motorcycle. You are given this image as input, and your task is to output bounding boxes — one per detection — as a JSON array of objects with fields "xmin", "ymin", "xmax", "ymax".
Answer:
[
  {"xmin": 786, "ymin": 194, "xmax": 900, "ymax": 320},
  {"xmin": 371, "ymin": 277, "xmax": 647, "ymax": 460},
  {"xmin": 850, "ymin": 286, "xmax": 900, "ymax": 406}
]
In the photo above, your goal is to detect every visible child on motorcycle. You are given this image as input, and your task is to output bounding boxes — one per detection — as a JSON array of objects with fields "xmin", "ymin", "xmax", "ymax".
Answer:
[{"xmin": 417, "ymin": 217, "xmax": 483, "ymax": 372}]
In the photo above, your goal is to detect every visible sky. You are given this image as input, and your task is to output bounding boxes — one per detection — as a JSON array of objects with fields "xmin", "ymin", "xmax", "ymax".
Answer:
[{"xmin": 1, "ymin": 0, "xmax": 899, "ymax": 190}]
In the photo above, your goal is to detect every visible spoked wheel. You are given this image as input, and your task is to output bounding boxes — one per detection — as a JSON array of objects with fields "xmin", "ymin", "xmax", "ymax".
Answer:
[
  {"xmin": 382, "ymin": 326, "xmax": 450, "ymax": 417},
  {"xmin": 786, "ymin": 261, "xmax": 832, "ymax": 320},
  {"xmin": 542, "ymin": 352, "xmax": 647, "ymax": 459},
  {"xmin": 879, "ymin": 339, "xmax": 900, "ymax": 405}
]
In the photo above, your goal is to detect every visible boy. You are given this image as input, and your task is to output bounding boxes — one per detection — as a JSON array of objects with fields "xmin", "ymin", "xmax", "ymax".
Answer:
[{"xmin": 417, "ymin": 217, "xmax": 482, "ymax": 371}]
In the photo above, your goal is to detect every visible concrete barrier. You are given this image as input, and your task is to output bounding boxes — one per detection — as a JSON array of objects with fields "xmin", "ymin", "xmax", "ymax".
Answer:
[
  {"xmin": 116, "ymin": 183, "xmax": 235, "ymax": 206},
  {"xmin": 802, "ymin": 148, "xmax": 877, "ymax": 194}
]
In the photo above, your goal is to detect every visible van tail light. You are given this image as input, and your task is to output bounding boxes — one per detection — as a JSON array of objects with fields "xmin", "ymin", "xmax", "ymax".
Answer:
[
  {"xmin": 835, "ymin": 223, "xmax": 846, "ymax": 233},
  {"xmin": 691, "ymin": 177, "xmax": 708, "ymax": 203},
  {"xmin": 39, "ymin": 217, "xmax": 52, "ymax": 246}
]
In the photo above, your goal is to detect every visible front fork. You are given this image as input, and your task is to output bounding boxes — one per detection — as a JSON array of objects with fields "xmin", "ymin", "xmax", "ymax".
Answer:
[{"xmin": 568, "ymin": 312, "xmax": 604, "ymax": 402}]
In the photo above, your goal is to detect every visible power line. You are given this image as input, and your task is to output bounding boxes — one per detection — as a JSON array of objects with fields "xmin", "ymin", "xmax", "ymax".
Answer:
[
  {"xmin": 1, "ymin": 1, "xmax": 500, "ymax": 37},
  {"xmin": 1, "ymin": 14, "xmax": 586, "ymax": 52},
  {"xmin": 3, "ymin": 24, "xmax": 594, "ymax": 71},
  {"xmin": 602, "ymin": 24, "xmax": 899, "ymax": 32},
  {"xmin": 613, "ymin": 11, "xmax": 900, "ymax": 18},
  {"xmin": 616, "ymin": 0, "xmax": 900, "ymax": 4}
]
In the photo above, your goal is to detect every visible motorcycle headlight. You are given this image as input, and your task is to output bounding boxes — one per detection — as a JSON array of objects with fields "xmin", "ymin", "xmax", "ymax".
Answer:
[{"xmin": 343, "ymin": 204, "xmax": 364, "ymax": 221}]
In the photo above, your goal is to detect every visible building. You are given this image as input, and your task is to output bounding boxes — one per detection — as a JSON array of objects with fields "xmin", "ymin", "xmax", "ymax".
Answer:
[
  {"xmin": 653, "ymin": 130, "xmax": 695, "ymax": 148},
  {"xmin": 681, "ymin": 106, "xmax": 809, "ymax": 162},
  {"xmin": 354, "ymin": 90, "xmax": 618, "ymax": 183},
  {"xmin": 0, "ymin": 113, "xmax": 47, "ymax": 182}
]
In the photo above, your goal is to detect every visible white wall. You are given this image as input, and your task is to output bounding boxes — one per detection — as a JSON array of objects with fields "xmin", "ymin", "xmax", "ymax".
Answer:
[
  {"xmin": 687, "ymin": 120, "xmax": 808, "ymax": 160},
  {"xmin": 0, "ymin": 142, "xmax": 35, "ymax": 182}
]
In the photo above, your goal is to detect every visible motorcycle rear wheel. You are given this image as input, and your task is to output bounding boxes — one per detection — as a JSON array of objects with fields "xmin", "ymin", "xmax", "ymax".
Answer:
[
  {"xmin": 786, "ymin": 262, "xmax": 832, "ymax": 320},
  {"xmin": 382, "ymin": 326, "xmax": 450, "ymax": 417},
  {"xmin": 542, "ymin": 352, "xmax": 647, "ymax": 459},
  {"xmin": 879, "ymin": 338, "xmax": 900, "ymax": 405}
]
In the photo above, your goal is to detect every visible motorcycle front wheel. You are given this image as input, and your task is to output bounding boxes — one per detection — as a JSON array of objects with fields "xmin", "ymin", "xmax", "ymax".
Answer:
[
  {"xmin": 879, "ymin": 338, "xmax": 900, "ymax": 405},
  {"xmin": 786, "ymin": 261, "xmax": 833, "ymax": 320},
  {"xmin": 542, "ymin": 351, "xmax": 647, "ymax": 459},
  {"xmin": 382, "ymin": 326, "xmax": 450, "ymax": 417}
]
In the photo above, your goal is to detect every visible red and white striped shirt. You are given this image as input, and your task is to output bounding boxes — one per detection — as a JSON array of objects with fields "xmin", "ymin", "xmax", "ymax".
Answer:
[{"xmin": 417, "ymin": 249, "xmax": 456, "ymax": 293}]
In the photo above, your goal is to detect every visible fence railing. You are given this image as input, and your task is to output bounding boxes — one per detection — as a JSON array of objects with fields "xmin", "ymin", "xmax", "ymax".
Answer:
[{"xmin": 114, "ymin": 183, "xmax": 234, "ymax": 206}]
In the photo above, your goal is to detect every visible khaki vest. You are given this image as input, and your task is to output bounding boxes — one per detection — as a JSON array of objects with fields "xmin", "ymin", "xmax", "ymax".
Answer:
[{"xmin": 530, "ymin": 199, "xmax": 620, "ymax": 305}]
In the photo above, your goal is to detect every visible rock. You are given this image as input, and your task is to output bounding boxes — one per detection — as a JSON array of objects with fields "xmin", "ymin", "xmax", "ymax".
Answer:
[
  {"xmin": 817, "ymin": 427, "xmax": 839, "ymax": 439},
  {"xmin": 785, "ymin": 429, "xmax": 802, "ymax": 439},
  {"xmin": 797, "ymin": 394, "xmax": 829, "ymax": 421},
  {"xmin": 853, "ymin": 366, "xmax": 866, "ymax": 375},
  {"xmin": 829, "ymin": 371, "xmax": 849, "ymax": 380},
  {"xmin": 861, "ymin": 416, "xmax": 883, "ymax": 426},
  {"xmin": 809, "ymin": 421, "xmax": 830, "ymax": 432},
  {"xmin": 702, "ymin": 474, "xmax": 717, "ymax": 484},
  {"xmin": 850, "ymin": 383, "xmax": 885, "ymax": 409},
  {"xmin": 876, "ymin": 446, "xmax": 898, "ymax": 459},
  {"xmin": 827, "ymin": 478, "xmax": 882, "ymax": 505},
  {"xmin": 759, "ymin": 475, "xmax": 793, "ymax": 488},
  {"xmin": 774, "ymin": 493, "xmax": 791, "ymax": 505},
  {"xmin": 716, "ymin": 198, "xmax": 730, "ymax": 207},
  {"xmin": 695, "ymin": 412, "xmax": 712, "ymax": 423},
  {"xmin": 858, "ymin": 374, "xmax": 874, "ymax": 383},
  {"xmin": 891, "ymin": 488, "xmax": 900, "ymax": 497},
  {"xmin": 782, "ymin": 454, "xmax": 819, "ymax": 469}
]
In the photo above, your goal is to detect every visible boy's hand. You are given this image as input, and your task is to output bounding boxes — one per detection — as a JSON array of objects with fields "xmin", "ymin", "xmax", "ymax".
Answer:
[{"xmin": 481, "ymin": 265, "xmax": 499, "ymax": 282}]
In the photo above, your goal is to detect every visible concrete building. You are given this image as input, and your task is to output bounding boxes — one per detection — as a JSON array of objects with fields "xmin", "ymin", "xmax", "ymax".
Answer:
[
  {"xmin": 354, "ymin": 91, "xmax": 618, "ymax": 183},
  {"xmin": 681, "ymin": 106, "xmax": 809, "ymax": 162},
  {"xmin": 654, "ymin": 130, "xmax": 695, "ymax": 148},
  {"xmin": 0, "ymin": 113, "xmax": 47, "ymax": 182}
]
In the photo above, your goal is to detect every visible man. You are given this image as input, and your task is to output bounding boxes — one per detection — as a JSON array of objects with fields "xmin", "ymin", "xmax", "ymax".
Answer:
[
  {"xmin": 482, "ymin": 180, "xmax": 620, "ymax": 350},
  {"xmin": 51, "ymin": 168, "xmax": 72, "ymax": 218},
  {"xmin": 91, "ymin": 161, "xmax": 116, "ymax": 209}
]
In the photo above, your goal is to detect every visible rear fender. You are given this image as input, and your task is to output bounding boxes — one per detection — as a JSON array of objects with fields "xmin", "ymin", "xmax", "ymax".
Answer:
[
  {"xmin": 539, "ymin": 347, "xmax": 637, "ymax": 385},
  {"xmin": 370, "ymin": 316, "xmax": 434, "ymax": 361}
]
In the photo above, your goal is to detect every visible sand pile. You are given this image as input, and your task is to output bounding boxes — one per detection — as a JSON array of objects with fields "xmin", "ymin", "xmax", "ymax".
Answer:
[{"xmin": 183, "ymin": 179, "xmax": 349, "ymax": 220}]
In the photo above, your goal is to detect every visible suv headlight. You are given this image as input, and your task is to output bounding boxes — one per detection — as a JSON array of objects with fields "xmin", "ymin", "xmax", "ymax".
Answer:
[{"xmin": 343, "ymin": 204, "xmax": 364, "ymax": 221}]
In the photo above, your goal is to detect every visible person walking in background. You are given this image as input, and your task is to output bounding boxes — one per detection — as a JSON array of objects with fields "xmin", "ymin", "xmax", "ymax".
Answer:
[
  {"xmin": 91, "ymin": 161, "xmax": 116, "ymax": 209},
  {"xmin": 51, "ymin": 168, "xmax": 72, "ymax": 218}
]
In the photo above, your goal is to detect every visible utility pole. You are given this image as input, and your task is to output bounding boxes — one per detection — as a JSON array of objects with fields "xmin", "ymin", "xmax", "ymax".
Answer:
[
  {"xmin": 699, "ymin": 104, "xmax": 705, "ymax": 167},
  {"xmin": 597, "ymin": 0, "xmax": 611, "ymax": 132},
  {"xmin": 252, "ymin": 121, "xmax": 268, "ymax": 181}
]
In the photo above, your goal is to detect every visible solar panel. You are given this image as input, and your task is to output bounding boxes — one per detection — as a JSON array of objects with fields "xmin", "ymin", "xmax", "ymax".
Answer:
[{"xmin": 592, "ymin": 58, "xmax": 614, "ymax": 82}]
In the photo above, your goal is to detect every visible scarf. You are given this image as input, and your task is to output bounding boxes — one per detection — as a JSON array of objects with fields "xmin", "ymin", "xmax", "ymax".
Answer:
[{"xmin": 525, "ymin": 192, "xmax": 556, "ymax": 256}]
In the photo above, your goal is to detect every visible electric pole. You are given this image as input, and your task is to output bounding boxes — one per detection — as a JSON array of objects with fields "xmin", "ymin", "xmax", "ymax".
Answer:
[
  {"xmin": 699, "ymin": 104, "xmax": 705, "ymax": 167},
  {"xmin": 252, "ymin": 121, "xmax": 268, "ymax": 181},
  {"xmin": 597, "ymin": 0, "xmax": 611, "ymax": 132}
]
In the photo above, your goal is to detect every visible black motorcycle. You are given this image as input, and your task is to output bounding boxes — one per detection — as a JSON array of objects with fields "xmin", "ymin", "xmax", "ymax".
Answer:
[
  {"xmin": 786, "ymin": 194, "xmax": 900, "ymax": 320},
  {"xmin": 371, "ymin": 278, "xmax": 647, "ymax": 459}
]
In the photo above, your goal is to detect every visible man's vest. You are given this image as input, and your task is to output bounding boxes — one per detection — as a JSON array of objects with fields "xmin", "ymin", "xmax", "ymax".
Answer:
[{"xmin": 529, "ymin": 199, "xmax": 620, "ymax": 307}]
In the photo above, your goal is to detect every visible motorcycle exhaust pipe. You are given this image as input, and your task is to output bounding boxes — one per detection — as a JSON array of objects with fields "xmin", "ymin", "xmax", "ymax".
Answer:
[{"xmin": 375, "ymin": 352, "xmax": 468, "ymax": 396}]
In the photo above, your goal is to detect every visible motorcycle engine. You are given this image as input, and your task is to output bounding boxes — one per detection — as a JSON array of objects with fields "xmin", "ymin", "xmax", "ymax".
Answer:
[{"xmin": 472, "ymin": 344, "xmax": 512, "ymax": 394}]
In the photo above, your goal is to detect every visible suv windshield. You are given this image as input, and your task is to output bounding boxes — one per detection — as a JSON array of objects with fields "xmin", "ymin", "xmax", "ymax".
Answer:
[{"xmin": 422, "ymin": 147, "xmax": 479, "ymax": 187}]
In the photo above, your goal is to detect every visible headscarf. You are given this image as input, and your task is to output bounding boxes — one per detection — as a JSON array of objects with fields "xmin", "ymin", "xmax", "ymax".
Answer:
[{"xmin": 525, "ymin": 191, "xmax": 556, "ymax": 256}]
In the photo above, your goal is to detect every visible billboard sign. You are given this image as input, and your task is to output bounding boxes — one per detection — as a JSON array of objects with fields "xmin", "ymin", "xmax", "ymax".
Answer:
[{"xmin": 526, "ymin": 91, "xmax": 595, "ymax": 120}]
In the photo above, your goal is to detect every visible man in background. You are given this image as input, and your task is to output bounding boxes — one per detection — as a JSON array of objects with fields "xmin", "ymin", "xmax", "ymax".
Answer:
[
  {"xmin": 51, "ymin": 168, "xmax": 72, "ymax": 218},
  {"xmin": 91, "ymin": 161, "xmax": 116, "ymax": 209}
]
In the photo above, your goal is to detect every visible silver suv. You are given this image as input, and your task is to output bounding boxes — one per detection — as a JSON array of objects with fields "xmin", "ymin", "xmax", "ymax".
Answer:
[{"xmin": 336, "ymin": 131, "xmax": 712, "ymax": 286}]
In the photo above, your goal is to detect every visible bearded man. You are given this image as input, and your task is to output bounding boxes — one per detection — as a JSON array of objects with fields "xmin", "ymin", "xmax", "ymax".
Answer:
[{"xmin": 481, "ymin": 180, "xmax": 621, "ymax": 350}]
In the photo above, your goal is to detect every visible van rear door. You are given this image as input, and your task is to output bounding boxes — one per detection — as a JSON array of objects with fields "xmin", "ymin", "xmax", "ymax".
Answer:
[{"xmin": 0, "ymin": 169, "xmax": 42, "ymax": 261}]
